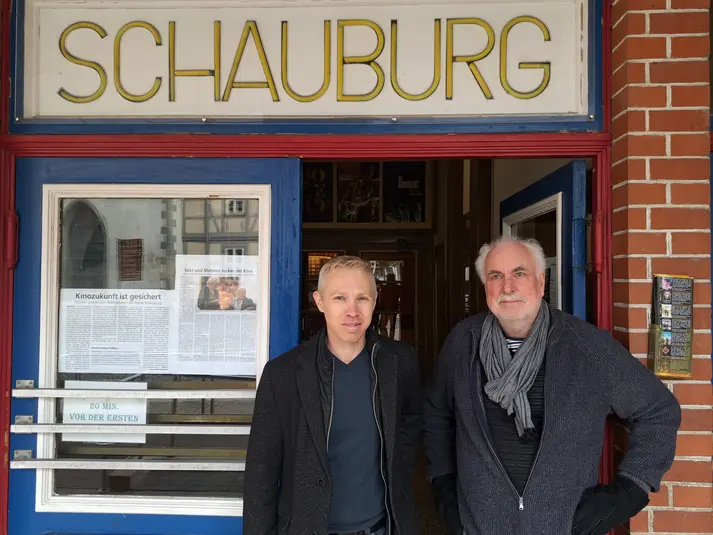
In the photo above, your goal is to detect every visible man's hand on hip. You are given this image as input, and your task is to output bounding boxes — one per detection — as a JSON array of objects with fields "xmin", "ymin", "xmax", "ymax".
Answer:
[{"xmin": 572, "ymin": 475, "xmax": 650, "ymax": 535}]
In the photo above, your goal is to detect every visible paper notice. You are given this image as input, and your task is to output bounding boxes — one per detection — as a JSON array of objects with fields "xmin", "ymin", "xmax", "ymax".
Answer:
[
  {"xmin": 173, "ymin": 254, "xmax": 259, "ymax": 377},
  {"xmin": 62, "ymin": 380, "xmax": 148, "ymax": 444},
  {"xmin": 58, "ymin": 289, "xmax": 174, "ymax": 374}
]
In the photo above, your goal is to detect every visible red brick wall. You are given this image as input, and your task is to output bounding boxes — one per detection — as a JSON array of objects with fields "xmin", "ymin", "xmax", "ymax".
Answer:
[{"xmin": 611, "ymin": 0, "xmax": 712, "ymax": 533}]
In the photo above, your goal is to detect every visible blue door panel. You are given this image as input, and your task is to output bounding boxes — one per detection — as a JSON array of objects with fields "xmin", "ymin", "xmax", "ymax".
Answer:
[
  {"xmin": 500, "ymin": 160, "xmax": 587, "ymax": 319},
  {"xmin": 10, "ymin": 157, "xmax": 302, "ymax": 535}
]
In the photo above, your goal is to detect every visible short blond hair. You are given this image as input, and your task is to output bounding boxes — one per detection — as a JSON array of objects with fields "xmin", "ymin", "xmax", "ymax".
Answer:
[{"xmin": 317, "ymin": 255, "xmax": 377, "ymax": 296}]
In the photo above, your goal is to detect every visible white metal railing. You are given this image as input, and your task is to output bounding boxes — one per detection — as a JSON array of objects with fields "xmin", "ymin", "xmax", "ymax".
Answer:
[
  {"xmin": 11, "ymin": 424, "xmax": 251, "ymax": 435},
  {"xmin": 10, "ymin": 459, "xmax": 245, "ymax": 471},
  {"xmin": 12, "ymin": 388, "xmax": 255, "ymax": 399},
  {"xmin": 11, "ymin": 387, "xmax": 254, "ymax": 472}
]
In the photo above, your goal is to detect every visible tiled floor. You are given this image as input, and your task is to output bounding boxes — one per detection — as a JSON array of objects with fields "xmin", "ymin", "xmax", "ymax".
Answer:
[{"xmin": 412, "ymin": 447, "xmax": 447, "ymax": 535}]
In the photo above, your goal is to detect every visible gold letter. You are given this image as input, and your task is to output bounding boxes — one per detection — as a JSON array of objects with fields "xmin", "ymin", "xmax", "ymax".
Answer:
[
  {"xmin": 169, "ymin": 21, "xmax": 222, "ymax": 102},
  {"xmin": 500, "ymin": 16, "xmax": 551, "ymax": 99},
  {"xmin": 445, "ymin": 18, "xmax": 495, "ymax": 100},
  {"xmin": 281, "ymin": 21, "xmax": 330, "ymax": 102},
  {"xmin": 114, "ymin": 21, "xmax": 162, "ymax": 103},
  {"xmin": 337, "ymin": 20, "xmax": 385, "ymax": 102},
  {"xmin": 58, "ymin": 22, "xmax": 108, "ymax": 103},
  {"xmin": 222, "ymin": 21, "xmax": 279, "ymax": 102},
  {"xmin": 390, "ymin": 19, "xmax": 441, "ymax": 101}
]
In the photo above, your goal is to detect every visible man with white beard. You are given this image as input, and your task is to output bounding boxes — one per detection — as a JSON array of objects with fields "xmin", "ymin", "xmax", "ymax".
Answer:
[{"xmin": 424, "ymin": 236, "xmax": 681, "ymax": 535}]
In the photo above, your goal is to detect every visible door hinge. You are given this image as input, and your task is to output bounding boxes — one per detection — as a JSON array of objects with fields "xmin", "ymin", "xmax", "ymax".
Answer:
[
  {"xmin": 5, "ymin": 211, "xmax": 18, "ymax": 269},
  {"xmin": 592, "ymin": 210, "xmax": 603, "ymax": 275}
]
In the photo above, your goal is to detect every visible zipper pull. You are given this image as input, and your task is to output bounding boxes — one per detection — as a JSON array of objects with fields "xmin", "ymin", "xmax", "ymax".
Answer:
[{"xmin": 519, "ymin": 497, "xmax": 524, "ymax": 511}]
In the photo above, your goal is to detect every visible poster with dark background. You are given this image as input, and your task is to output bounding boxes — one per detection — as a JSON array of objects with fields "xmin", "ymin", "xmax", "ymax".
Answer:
[
  {"xmin": 302, "ymin": 162, "xmax": 334, "ymax": 223},
  {"xmin": 382, "ymin": 161, "xmax": 426, "ymax": 223},
  {"xmin": 336, "ymin": 161, "xmax": 380, "ymax": 223}
]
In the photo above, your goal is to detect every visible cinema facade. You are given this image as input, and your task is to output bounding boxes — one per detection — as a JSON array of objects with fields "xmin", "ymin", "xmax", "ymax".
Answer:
[{"xmin": 0, "ymin": 0, "xmax": 710, "ymax": 534}]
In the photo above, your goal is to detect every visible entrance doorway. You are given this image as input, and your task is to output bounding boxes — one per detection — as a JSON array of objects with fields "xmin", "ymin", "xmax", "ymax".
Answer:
[
  {"xmin": 299, "ymin": 156, "xmax": 596, "ymax": 534},
  {"xmin": 299, "ymin": 157, "xmax": 595, "ymax": 378}
]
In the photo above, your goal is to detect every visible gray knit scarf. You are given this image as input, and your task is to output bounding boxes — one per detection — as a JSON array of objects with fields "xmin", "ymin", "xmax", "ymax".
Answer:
[{"xmin": 479, "ymin": 300, "xmax": 550, "ymax": 442}]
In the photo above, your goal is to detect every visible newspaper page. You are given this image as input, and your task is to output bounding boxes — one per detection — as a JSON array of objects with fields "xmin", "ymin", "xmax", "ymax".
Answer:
[
  {"xmin": 58, "ymin": 289, "xmax": 175, "ymax": 374},
  {"xmin": 173, "ymin": 254, "xmax": 259, "ymax": 377}
]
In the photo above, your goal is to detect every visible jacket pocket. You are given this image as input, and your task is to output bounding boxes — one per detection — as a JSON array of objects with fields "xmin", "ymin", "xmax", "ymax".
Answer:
[{"xmin": 279, "ymin": 515, "xmax": 292, "ymax": 532}]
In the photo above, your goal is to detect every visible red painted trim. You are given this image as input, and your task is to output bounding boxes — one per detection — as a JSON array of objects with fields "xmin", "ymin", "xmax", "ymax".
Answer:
[
  {"xmin": 596, "ymin": 146, "xmax": 613, "ymax": 333},
  {"xmin": 2, "ymin": 132, "xmax": 611, "ymax": 158},
  {"xmin": 594, "ymin": 146, "xmax": 615, "ymax": 489},
  {"xmin": 0, "ymin": 137, "xmax": 616, "ymax": 528},
  {"xmin": 0, "ymin": 149, "xmax": 15, "ymax": 535},
  {"xmin": 602, "ymin": 0, "xmax": 612, "ymax": 133},
  {"xmin": 0, "ymin": 1, "xmax": 12, "ymax": 523}
]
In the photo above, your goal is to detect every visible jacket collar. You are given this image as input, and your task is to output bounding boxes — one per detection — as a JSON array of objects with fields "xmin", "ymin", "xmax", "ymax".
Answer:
[
  {"xmin": 297, "ymin": 326, "xmax": 381, "ymax": 369},
  {"xmin": 295, "ymin": 329, "xmax": 329, "ymax": 474}
]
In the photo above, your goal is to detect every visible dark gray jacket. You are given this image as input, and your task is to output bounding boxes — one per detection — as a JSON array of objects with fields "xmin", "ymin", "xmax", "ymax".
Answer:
[
  {"xmin": 424, "ymin": 307, "xmax": 681, "ymax": 535},
  {"xmin": 244, "ymin": 328, "xmax": 422, "ymax": 535}
]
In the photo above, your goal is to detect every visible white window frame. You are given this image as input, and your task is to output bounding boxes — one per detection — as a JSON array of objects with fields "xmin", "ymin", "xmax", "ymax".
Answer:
[
  {"xmin": 501, "ymin": 193, "xmax": 562, "ymax": 311},
  {"xmin": 33, "ymin": 184, "xmax": 272, "ymax": 517},
  {"xmin": 224, "ymin": 246, "xmax": 246, "ymax": 256},
  {"xmin": 225, "ymin": 199, "xmax": 247, "ymax": 216}
]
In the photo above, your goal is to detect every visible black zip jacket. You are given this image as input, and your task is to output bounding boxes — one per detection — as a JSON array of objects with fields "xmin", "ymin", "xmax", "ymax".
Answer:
[{"xmin": 244, "ymin": 328, "xmax": 422, "ymax": 535}]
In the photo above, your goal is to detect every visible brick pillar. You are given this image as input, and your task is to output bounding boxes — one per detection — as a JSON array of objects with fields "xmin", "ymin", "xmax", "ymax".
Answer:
[{"xmin": 610, "ymin": 0, "xmax": 712, "ymax": 533}]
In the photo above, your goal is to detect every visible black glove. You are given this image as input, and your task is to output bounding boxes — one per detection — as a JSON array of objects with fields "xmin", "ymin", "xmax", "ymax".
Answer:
[
  {"xmin": 572, "ymin": 474, "xmax": 650, "ymax": 535},
  {"xmin": 432, "ymin": 473, "xmax": 463, "ymax": 535}
]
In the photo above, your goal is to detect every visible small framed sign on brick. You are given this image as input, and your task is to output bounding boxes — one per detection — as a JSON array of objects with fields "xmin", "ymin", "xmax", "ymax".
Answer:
[{"xmin": 648, "ymin": 274, "xmax": 694, "ymax": 379}]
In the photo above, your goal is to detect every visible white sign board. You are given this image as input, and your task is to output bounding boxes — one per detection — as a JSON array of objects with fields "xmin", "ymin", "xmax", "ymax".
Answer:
[
  {"xmin": 23, "ymin": 0, "xmax": 588, "ymax": 119},
  {"xmin": 62, "ymin": 380, "xmax": 148, "ymax": 443}
]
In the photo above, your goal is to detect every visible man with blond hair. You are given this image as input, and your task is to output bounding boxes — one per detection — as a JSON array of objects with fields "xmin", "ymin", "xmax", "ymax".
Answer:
[
  {"xmin": 245, "ymin": 255, "xmax": 422, "ymax": 535},
  {"xmin": 424, "ymin": 236, "xmax": 680, "ymax": 535}
]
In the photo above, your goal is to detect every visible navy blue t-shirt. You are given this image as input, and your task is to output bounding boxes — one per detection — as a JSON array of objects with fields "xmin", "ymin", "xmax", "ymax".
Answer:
[{"xmin": 327, "ymin": 349, "xmax": 386, "ymax": 532}]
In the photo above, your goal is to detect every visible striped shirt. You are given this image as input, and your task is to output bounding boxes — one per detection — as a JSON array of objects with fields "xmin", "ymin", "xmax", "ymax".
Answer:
[
  {"xmin": 480, "ymin": 336, "xmax": 546, "ymax": 494},
  {"xmin": 506, "ymin": 337, "xmax": 524, "ymax": 354}
]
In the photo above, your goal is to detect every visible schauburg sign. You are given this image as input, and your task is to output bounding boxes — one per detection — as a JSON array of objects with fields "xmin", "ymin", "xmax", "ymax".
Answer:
[{"xmin": 22, "ymin": 0, "xmax": 589, "ymax": 118}]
